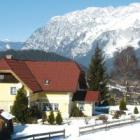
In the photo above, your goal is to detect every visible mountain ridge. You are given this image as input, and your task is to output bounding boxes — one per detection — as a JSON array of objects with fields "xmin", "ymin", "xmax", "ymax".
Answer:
[
  {"xmin": 23, "ymin": 3, "xmax": 140, "ymax": 66},
  {"xmin": 0, "ymin": 41, "xmax": 25, "ymax": 51}
]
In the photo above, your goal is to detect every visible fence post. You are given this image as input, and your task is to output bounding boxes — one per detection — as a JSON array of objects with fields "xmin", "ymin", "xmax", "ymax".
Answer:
[
  {"xmin": 63, "ymin": 129, "xmax": 66, "ymax": 139},
  {"xmin": 92, "ymin": 125, "xmax": 94, "ymax": 131}
]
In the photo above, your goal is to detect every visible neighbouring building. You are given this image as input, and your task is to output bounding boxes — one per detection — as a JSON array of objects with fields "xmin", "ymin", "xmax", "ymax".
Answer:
[{"xmin": 0, "ymin": 57, "xmax": 100, "ymax": 118}]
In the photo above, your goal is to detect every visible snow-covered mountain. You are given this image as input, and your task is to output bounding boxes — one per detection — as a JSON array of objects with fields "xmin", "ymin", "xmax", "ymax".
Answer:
[
  {"xmin": 24, "ymin": 3, "xmax": 140, "ymax": 66},
  {"xmin": 0, "ymin": 40, "xmax": 25, "ymax": 51}
]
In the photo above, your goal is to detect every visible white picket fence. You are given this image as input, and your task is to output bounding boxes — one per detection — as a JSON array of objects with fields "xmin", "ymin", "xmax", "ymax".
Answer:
[{"xmin": 79, "ymin": 116, "xmax": 140, "ymax": 136}]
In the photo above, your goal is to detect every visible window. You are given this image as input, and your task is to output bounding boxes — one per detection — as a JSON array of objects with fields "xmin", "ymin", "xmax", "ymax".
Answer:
[
  {"xmin": 44, "ymin": 80, "xmax": 50, "ymax": 85},
  {"xmin": 10, "ymin": 87, "xmax": 17, "ymax": 95},
  {"xmin": 0, "ymin": 74, "xmax": 4, "ymax": 80},
  {"xmin": 42, "ymin": 103, "xmax": 59, "ymax": 111},
  {"xmin": 79, "ymin": 103, "xmax": 84, "ymax": 111},
  {"xmin": 43, "ymin": 103, "xmax": 52, "ymax": 111},
  {"xmin": 54, "ymin": 103, "xmax": 59, "ymax": 111}
]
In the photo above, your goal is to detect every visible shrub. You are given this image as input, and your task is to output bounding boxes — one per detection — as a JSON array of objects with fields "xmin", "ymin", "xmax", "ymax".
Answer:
[
  {"xmin": 56, "ymin": 111, "xmax": 63, "ymax": 125},
  {"xmin": 97, "ymin": 115, "xmax": 108, "ymax": 123},
  {"xmin": 42, "ymin": 112, "xmax": 47, "ymax": 124},
  {"xmin": 22, "ymin": 106, "xmax": 42, "ymax": 124},
  {"xmin": 48, "ymin": 111, "xmax": 55, "ymax": 124},
  {"xmin": 131, "ymin": 115, "xmax": 136, "ymax": 120},
  {"xmin": 113, "ymin": 111, "xmax": 120, "ymax": 119},
  {"xmin": 29, "ymin": 106, "xmax": 42, "ymax": 119},
  {"xmin": 112, "ymin": 110, "xmax": 126, "ymax": 119},
  {"xmin": 119, "ymin": 98, "xmax": 127, "ymax": 111},
  {"xmin": 108, "ymin": 97, "xmax": 116, "ymax": 105},
  {"xmin": 70, "ymin": 103, "xmax": 84, "ymax": 117},
  {"xmin": 134, "ymin": 107, "xmax": 139, "ymax": 114},
  {"xmin": 26, "ymin": 113, "xmax": 38, "ymax": 124}
]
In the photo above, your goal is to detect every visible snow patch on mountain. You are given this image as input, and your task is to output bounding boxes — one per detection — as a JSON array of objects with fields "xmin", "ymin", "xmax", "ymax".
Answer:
[{"xmin": 24, "ymin": 3, "xmax": 140, "ymax": 65}]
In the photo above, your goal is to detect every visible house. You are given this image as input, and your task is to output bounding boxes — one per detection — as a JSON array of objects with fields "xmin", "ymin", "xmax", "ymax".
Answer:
[{"xmin": 0, "ymin": 56, "xmax": 100, "ymax": 118}]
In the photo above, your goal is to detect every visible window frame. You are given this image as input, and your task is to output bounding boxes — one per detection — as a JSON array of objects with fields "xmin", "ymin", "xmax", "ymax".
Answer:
[
  {"xmin": 54, "ymin": 103, "xmax": 59, "ymax": 111},
  {"xmin": 10, "ymin": 87, "xmax": 17, "ymax": 95},
  {"xmin": 42, "ymin": 103, "xmax": 59, "ymax": 111},
  {"xmin": 79, "ymin": 102, "xmax": 85, "ymax": 111},
  {"xmin": 0, "ymin": 74, "xmax": 4, "ymax": 80}
]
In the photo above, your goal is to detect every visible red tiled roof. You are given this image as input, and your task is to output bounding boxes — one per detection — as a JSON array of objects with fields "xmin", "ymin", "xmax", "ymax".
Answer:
[
  {"xmin": 72, "ymin": 90, "xmax": 100, "ymax": 102},
  {"xmin": 85, "ymin": 91, "xmax": 100, "ymax": 102},
  {"xmin": 0, "ymin": 58, "xmax": 81, "ymax": 93},
  {"xmin": 5, "ymin": 59, "xmax": 42, "ymax": 92},
  {"xmin": 0, "ymin": 59, "xmax": 11, "ymax": 70},
  {"xmin": 26, "ymin": 61, "xmax": 80, "ymax": 92}
]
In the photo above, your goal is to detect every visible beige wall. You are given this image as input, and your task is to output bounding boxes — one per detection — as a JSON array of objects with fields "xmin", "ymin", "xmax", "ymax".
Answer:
[
  {"xmin": 31, "ymin": 92, "xmax": 73, "ymax": 118},
  {"xmin": 83, "ymin": 103, "xmax": 92, "ymax": 116},
  {"xmin": 0, "ymin": 82, "xmax": 94, "ymax": 118},
  {"xmin": 0, "ymin": 83, "xmax": 30, "ymax": 112},
  {"xmin": 0, "ymin": 74, "xmax": 94, "ymax": 118},
  {"xmin": 77, "ymin": 102, "xmax": 95, "ymax": 116},
  {"xmin": 0, "ymin": 83, "xmax": 22, "ymax": 112}
]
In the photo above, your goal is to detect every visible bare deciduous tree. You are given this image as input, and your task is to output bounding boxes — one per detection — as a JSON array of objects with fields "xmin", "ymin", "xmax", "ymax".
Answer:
[{"xmin": 112, "ymin": 46, "xmax": 140, "ymax": 103}]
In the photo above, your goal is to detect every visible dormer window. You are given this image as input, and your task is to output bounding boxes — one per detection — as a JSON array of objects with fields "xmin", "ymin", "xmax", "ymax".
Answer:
[
  {"xmin": 0, "ymin": 74, "xmax": 4, "ymax": 80},
  {"xmin": 44, "ymin": 80, "xmax": 50, "ymax": 85}
]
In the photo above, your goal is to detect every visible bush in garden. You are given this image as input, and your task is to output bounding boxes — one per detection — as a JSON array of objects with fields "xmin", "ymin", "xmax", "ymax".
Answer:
[
  {"xmin": 56, "ymin": 111, "xmax": 63, "ymax": 125},
  {"xmin": 98, "ymin": 115, "xmax": 108, "ymax": 123},
  {"xmin": 112, "ymin": 110, "xmax": 126, "ymax": 119},
  {"xmin": 70, "ymin": 103, "xmax": 85, "ymax": 117},
  {"xmin": 29, "ymin": 106, "xmax": 42, "ymax": 119},
  {"xmin": 48, "ymin": 111, "xmax": 55, "ymax": 124},
  {"xmin": 131, "ymin": 115, "xmax": 136, "ymax": 120},
  {"xmin": 113, "ymin": 111, "xmax": 121, "ymax": 119},
  {"xmin": 119, "ymin": 98, "xmax": 127, "ymax": 111},
  {"xmin": 42, "ymin": 112, "xmax": 47, "ymax": 124},
  {"xmin": 108, "ymin": 97, "xmax": 116, "ymax": 105},
  {"xmin": 134, "ymin": 106, "xmax": 139, "ymax": 114}
]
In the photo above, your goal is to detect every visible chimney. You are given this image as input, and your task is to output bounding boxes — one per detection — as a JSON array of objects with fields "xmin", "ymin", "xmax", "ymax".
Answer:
[{"xmin": 5, "ymin": 54, "xmax": 13, "ymax": 59}]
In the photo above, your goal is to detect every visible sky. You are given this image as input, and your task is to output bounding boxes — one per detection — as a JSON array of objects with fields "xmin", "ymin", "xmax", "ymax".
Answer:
[{"xmin": 0, "ymin": 0, "xmax": 140, "ymax": 42}]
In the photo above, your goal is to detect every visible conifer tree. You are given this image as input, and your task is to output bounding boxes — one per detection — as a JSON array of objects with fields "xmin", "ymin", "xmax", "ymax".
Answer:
[
  {"xmin": 119, "ymin": 98, "xmax": 127, "ymax": 110},
  {"xmin": 134, "ymin": 106, "xmax": 139, "ymax": 114},
  {"xmin": 70, "ymin": 103, "xmax": 84, "ymax": 117},
  {"xmin": 42, "ymin": 112, "xmax": 47, "ymax": 124},
  {"xmin": 11, "ymin": 86, "xmax": 28, "ymax": 123},
  {"xmin": 87, "ymin": 46, "xmax": 108, "ymax": 104},
  {"xmin": 48, "ymin": 111, "xmax": 55, "ymax": 124},
  {"xmin": 56, "ymin": 111, "xmax": 63, "ymax": 125}
]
